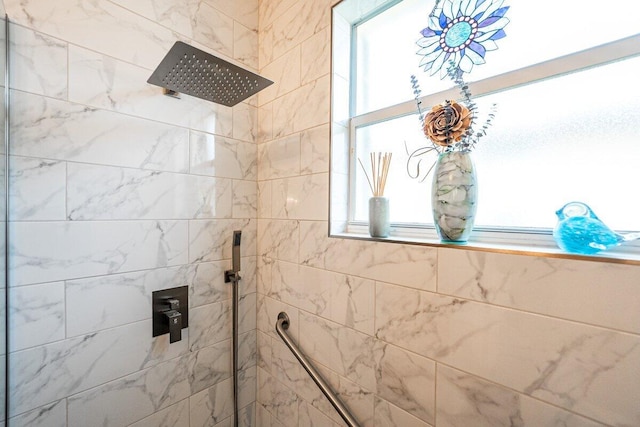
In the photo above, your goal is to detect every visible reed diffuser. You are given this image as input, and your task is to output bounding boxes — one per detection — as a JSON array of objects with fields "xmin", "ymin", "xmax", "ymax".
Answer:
[{"xmin": 359, "ymin": 152, "xmax": 392, "ymax": 237}]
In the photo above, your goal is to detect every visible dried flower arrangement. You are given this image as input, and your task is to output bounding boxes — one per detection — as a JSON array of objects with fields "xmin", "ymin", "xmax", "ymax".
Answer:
[{"xmin": 407, "ymin": 65, "xmax": 496, "ymax": 181}]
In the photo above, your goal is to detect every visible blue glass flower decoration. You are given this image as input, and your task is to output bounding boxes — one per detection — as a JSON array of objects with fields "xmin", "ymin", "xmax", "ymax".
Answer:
[
  {"xmin": 417, "ymin": 0, "xmax": 510, "ymax": 77},
  {"xmin": 553, "ymin": 202, "xmax": 640, "ymax": 255}
]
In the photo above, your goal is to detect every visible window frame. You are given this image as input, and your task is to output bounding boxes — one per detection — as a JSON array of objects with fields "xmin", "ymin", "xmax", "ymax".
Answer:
[{"xmin": 330, "ymin": 0, "xmax": 640, "ymax": 261}]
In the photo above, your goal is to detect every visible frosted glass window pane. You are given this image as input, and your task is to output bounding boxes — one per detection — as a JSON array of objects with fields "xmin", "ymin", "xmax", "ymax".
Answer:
[
  {"xmin": 355, "ymin": 0, "xmax": 640, "ymax": 114},
  {"xmin": 473, "ymin": 56, "xmax": 640, "ymax": 231},
  {"xmin": 356, "ymin": 0, "xmax": 435, "ymax": 114},
  {"xmin": 354, "ymin": 115, "xmax": 430, "ymax": 223},
  {"xmin": 354, "ymin": 56, "xmax": 640, "ymax": 231}
]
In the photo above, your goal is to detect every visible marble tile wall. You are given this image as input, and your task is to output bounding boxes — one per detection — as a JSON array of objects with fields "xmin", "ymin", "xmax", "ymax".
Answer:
[
  {"xmin": 6, "ymin": 0, "xmax": 259, "ymax": 426},
  {"xmin": 256, "ymin": 1, "xmax": 640, "ymax": 427}
]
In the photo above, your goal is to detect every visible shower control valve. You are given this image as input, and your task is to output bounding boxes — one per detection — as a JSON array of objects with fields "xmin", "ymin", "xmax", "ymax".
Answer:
[{"xmin": 152, "ymin": 286, "xmax": 189, "ymax": 344}]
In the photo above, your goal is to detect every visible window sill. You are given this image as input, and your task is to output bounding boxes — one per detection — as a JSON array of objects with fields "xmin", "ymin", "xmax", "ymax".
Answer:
[{"xmin": 330, "ymin": 226, "xmax": 640, "ymax": 266}]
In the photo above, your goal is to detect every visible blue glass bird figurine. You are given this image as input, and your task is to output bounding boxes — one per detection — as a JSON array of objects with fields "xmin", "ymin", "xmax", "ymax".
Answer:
[{"xmin": 553, "ymin": 202, "xmax": 640, "ymax": 255}]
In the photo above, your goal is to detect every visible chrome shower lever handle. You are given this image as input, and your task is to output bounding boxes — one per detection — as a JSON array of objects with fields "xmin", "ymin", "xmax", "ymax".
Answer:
[{"xmin": 163, "ymin": 298, "xmax": 182, "ymax": 343}]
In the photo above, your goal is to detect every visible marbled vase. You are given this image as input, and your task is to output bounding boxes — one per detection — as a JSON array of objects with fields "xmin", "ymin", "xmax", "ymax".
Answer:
[
  {"xmin": 431, "ymin": 151, "xmax": 477, "ymax": 242},
  {"xmin": 369, "ymin": 196, "xmax": 390, "ymax": 238}
]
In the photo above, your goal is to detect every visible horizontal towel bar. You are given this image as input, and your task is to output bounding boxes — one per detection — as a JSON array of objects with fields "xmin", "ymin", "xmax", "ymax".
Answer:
[{"xmin": 275, "ymin": 312, "xmax": 360, "ymax": 427}]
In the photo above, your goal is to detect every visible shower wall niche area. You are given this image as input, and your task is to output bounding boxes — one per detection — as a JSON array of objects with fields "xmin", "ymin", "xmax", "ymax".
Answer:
[{"xmin": 4, "ymin": 0, "xmax": 259, "ymax": 425}]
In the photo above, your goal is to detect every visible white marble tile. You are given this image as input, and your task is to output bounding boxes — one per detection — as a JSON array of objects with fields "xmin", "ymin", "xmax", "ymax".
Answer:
[
  {"xmin": 10, "ymin": 320, "xmax": 188, "ymax": 416},
  {"xmin": 257, "ymin": 219, "xmax": 299, "ymax": 263},
  {"xmin": 9, "ymin": 220, "xmax": 188, "ymax": 286},
  {"xmin": 239, "ymin": 292, "xmax": 257, "ymax": 335},
  {"xmin": 208, "ymin": 0, "xmax": 259, "ymax": 32},
  {"xmin": 9, "ymin": 24, "xmax": 67, "ymax": 99},
  {"xmin": 188, "ymin": 218, "xmax": 256, "ymax": 263},
  {"xmin": 233, "ymin": 102, "xmax": 258, "ymax": 143},
  {"xmin": 9, "ymin": 156, "xmax": 66, "ymax": 221},
  {"xmin": 67, "ymin": 354, "xmax": 191, "ymax": 427},
  {"xmin": 234, "ymin": 21, "xmax": 258, "ymax": 70},
  {"xmin": 332, "ymin": 274, "xmax": 375, "ymax": 336},
  {"xmin": 189, "ymin": 340, "xmax": 231, "ymax": 395},
  {"xmin": 298, "ymin": 400, "xmax": 341, "ymax": 427},
  {"xmin": 256, "ymin": 294, "xmax": 299, "ymax": 342},
  {"xmin": 9, "ymin": 399, "xmax": 67, "ymax": 427},
  {"xmin": 5, "ymin": 0, "xmax": 176, "ymax": 69},
  {"xmin": 255, "ymin": 402, "xmax": 273, "ymax": 427},
  {"xmin": 269, "ymin": 261, "xmax": 329, "ymax": 316},
  {"xmin": 298, "ymin": 311, "xmax": 376, "ymax": 391},
  {"xmin": 258, "ymin": 181, "xmax": 272, "ymax": 218},
  {"xmin": 109, "ymin": 0, "xmax": 199, "ymax": 39},
  {"xmin": 330, "ymin": 168, "xmax": 349, "ymax": 233},
  {"xmin": 191, "ymin": 2, "xmax": 234, "ymax": 58},
  {"xmin": 190, "ymin": 260, "xmax": 232, "ymax": 308},
  {"xmin": 260, "ymin": 0, "xmax": 331, "ymax": 65},
  {"xmin": 240, "ymin": 255, "xmax": 258, "ymax": 296},
  {"xmin": 374, "ymin": 397, "xmax": 433, "ymax": 427},
  {"xmin": 436, "ymin": 365, "xmax": 606, "ymax": 427},
  {"xmin": 190, "ymin": 378, "xmax": 233, "ymax": 427},
  {"xmin": 301, "ymin": 27, "xmax": 330, "ymax": 85},
  {"xmin": 188, "ymin": 300, "xmax": 231, "ymax": 351},
  {"xmin": 315, "ymin": 363, "xmax": 375, "ymax": 426},
  {"xmin": 258, "ymin": 135, "xmax": 301, "ymax": 180},
  {"xmin": 66, "ymin": 266, "xmax": 193, "ymax": 337},
  {"xmin": 238, "ymin": 401, "xmax": 256, "ymax": 427},
  {"xmin": 11, "ymin": 90, "xmax": 190, "ymax": 173},
  {"xmin": 300, "ymin": 221, "xmax": 437, "ymax": 290},
  {"xmin": 272, "ymin": 174, "xmax": 329, "ymax": 220},
  {"xmin": 239, "ymin": 365, "xmax": 257, "ymax": 409},
  {"xmin": 233, "ymin": 179, "xmax": 258, "ymax": 219},
  {"xmin": 257, "ymin": 367, "xmax": 298, "ymax": 427},
  {"xmin": 257, "ymin": 330, "xmax": 272, "ymax": 374},
  {"xmin": 129, "ymin": 399, "xmax": 190, "ymax": 427},
  {"xmin": 300, "ymin": 124, "xmax": 330, "ymax": 174},
  {"xmin": 257, "ymin": 101, "xmax": 273, "ymax": 140},
  {"xmin": 374, "ymin": 343, "xmax": 435, "ymax": 424},
  {"xmin": 438, "ymin": 248, "xmax": 640, "ymax": 334},
  {"xmin": 9, "ymin": 282, "xmax": 65, "ymax": 351},
  {"xmin": 256, "ymin": 253, "xmax": 274, "ymax": 296},
  {"xmin": 259, "ymin": 47, "xmax": 301, "ymax": 106},
  {"xmin": 239, "ymin": 330, "xmax": 257, "ymax": 372},
  {"xmin": 272, "ymin": 261, "xmax": 374, "ymax": 335},
  {"xmin": 258, "ymin": 0, "xmax": 297, "ymax": 33},
  {"xmin": 190, "ymin": 132, "xmax": 257, "ymax": 180},
  {"xmin": 272, "ymin": 75, "xmax": 330, "ymax": 139},
  {"xmin": 271, "ymin": 339, "xmax": 328, "ymax": 417},
  {"xmin": 68, "ymin": 46, "xmax": 233, "ymax": 136},
  {"xmin": 375, "ymin": 282, "xmax": 640, "ymax": 427},
  {"xmin": 67, "ymin": 163, "xmax": 232, "ymax": 220}
]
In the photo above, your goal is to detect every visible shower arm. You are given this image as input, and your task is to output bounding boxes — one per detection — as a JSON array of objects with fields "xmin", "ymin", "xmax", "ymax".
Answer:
[{"xmin": 275, "ymin": 312, "xmax": 361, "ymax": 427}]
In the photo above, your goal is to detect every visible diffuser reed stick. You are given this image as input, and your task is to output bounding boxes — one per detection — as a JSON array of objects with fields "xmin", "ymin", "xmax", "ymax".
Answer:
[{"xmin": 358, "ymin": 152, "xmax": 392, "ymax": 197}]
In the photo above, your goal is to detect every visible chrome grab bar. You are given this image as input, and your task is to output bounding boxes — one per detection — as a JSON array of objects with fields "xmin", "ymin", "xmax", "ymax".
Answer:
[{"xmin": 275, "ymin": 312, "xmax": 360, "ymax": 427}]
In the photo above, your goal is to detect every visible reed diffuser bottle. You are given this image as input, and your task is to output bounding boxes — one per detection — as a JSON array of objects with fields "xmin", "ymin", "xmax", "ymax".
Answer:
[{"xmin": 360, "ymin": 152, "xmax": 392, "ymax": 238}]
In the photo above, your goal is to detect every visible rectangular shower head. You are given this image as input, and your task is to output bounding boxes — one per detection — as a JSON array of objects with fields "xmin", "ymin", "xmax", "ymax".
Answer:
[{"xmin": 148, "ymin": 41, "xmax": 273, "ymax": 107}]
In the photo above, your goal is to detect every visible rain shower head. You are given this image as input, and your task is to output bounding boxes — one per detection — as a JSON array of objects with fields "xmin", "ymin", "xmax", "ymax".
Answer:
[{"xmin": 148, "ymin": 41, "xmax": 273, "ymax": 107}]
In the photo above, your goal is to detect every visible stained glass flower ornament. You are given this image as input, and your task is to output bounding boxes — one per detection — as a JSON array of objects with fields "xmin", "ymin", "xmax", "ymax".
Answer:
[{"xmin": 418, "ymin": 0, "xmax": 510, "ymax": 77}]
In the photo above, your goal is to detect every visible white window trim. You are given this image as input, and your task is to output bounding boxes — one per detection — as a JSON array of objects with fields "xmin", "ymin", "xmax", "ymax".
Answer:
[{"xmin": 330, "ymin": 1, "xmax": 640, "ymax": 264}]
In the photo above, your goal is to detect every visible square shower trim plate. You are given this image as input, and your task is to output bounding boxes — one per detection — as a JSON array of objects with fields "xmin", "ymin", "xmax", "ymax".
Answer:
[{"xmin": 148, "ymin": 41, "xmax": 273, "ymax": 107}]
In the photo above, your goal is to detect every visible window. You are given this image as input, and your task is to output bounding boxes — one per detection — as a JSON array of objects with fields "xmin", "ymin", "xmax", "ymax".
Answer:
[{"xmin": 331, "ymin": 0, "xmax": 640, "ymax": 252}]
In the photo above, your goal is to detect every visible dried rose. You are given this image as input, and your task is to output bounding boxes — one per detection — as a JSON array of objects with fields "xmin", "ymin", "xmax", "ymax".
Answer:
[{"xmin": 423, "ymin": 100, "xmax": 473, "ymax": 147}]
